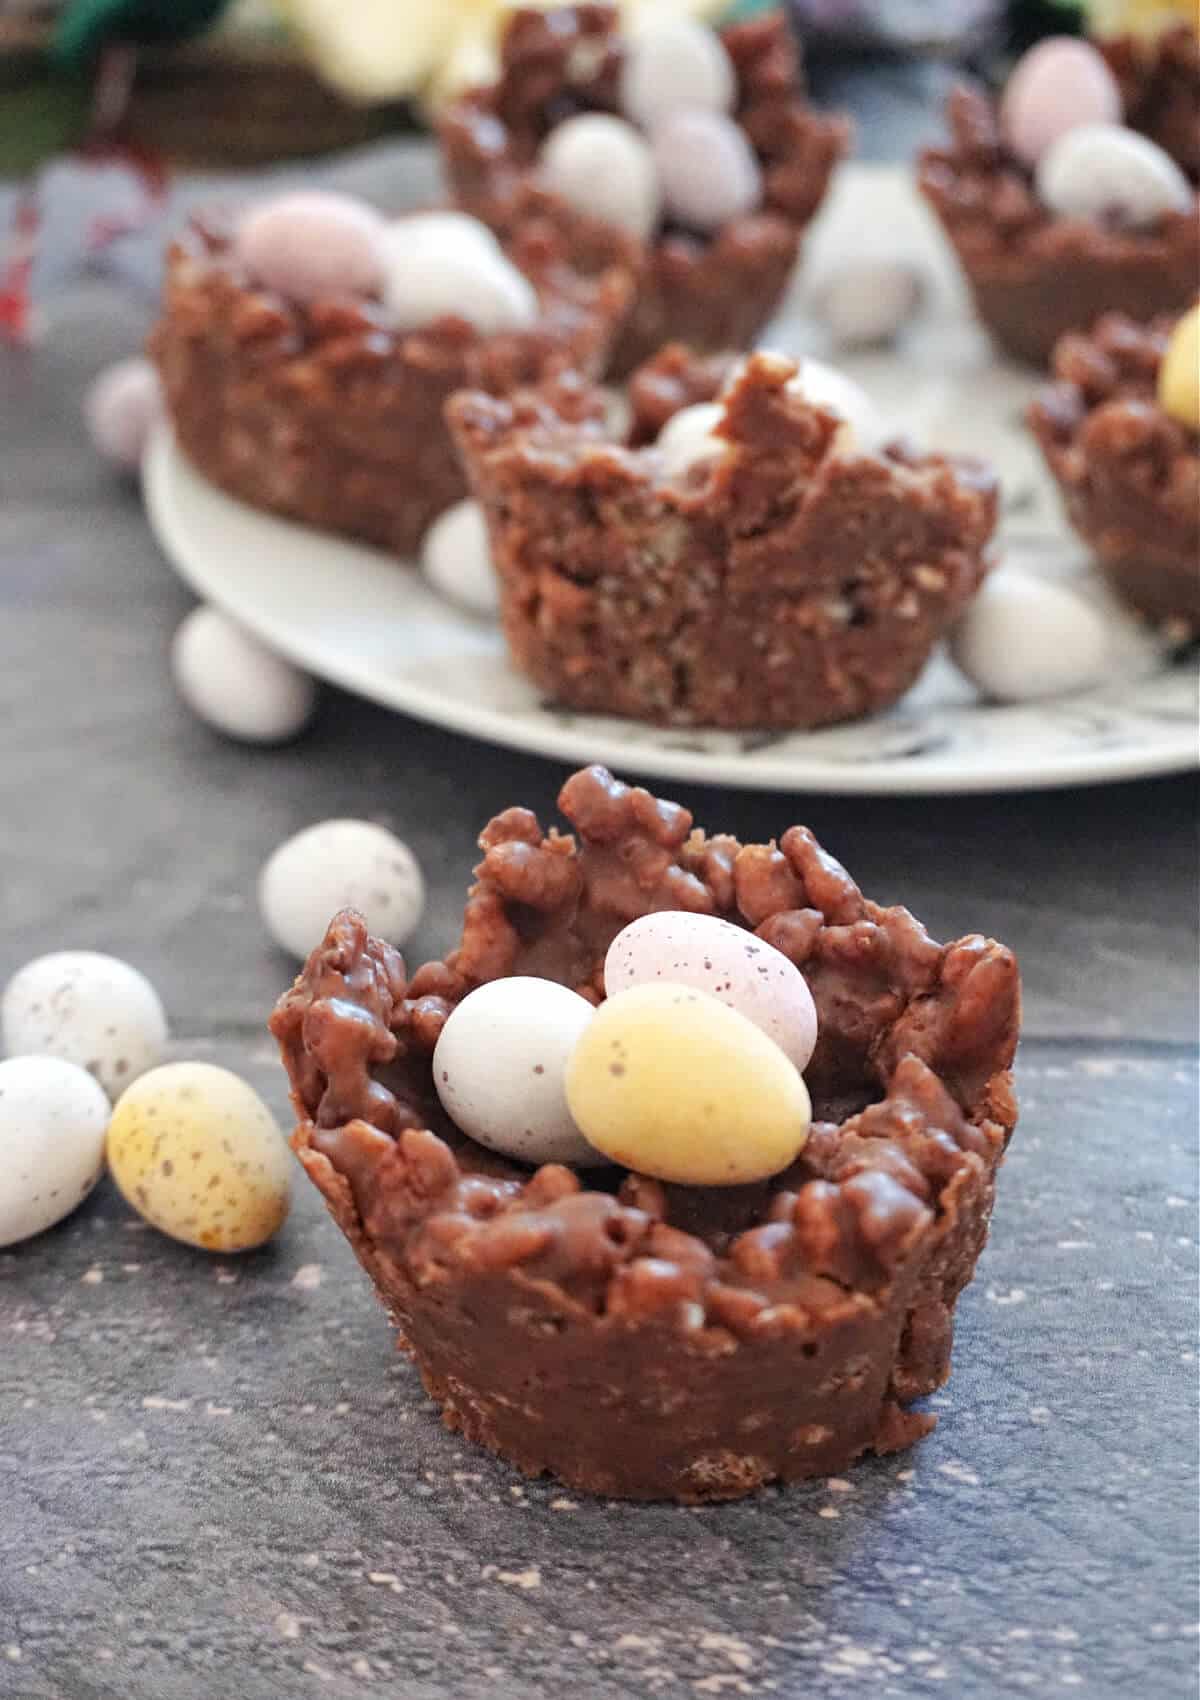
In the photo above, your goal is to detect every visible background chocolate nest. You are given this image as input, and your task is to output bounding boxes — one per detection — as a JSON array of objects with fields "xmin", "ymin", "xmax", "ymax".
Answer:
[
  {"xmin": 438, "ymin": 5, "xmax": 850, "ymax": 377},
  {"xmin": 271, "ymin": 766, "xmax": 1020, "ymax": 1500}
]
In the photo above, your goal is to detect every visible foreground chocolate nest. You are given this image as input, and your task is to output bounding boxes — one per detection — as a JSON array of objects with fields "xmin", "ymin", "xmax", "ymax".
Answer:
[
  {"xmin": 447, "ymin": 348, "xmax": 998, "ymax": 729},
  {"xmin": 439, "ymin": 5, "xmax": 849, "ymax": 378},
  {"xmin": 918, "ymin": 80, "xmax": 1199, "ymax": 367},
  {"xmin": 271, "ymin": 765, "xmax": 1020, "ymax": 1502},
  {"xmin": 1029, "ymin": 309, "xmax": 1200, "ymax": 634},
  {"xmin": 150, "ymin": 199, "xmax": 630, "ymax": 557}
]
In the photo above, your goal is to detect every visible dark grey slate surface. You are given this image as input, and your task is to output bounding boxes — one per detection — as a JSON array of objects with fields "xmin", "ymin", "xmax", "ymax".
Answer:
[{"xmin": 2, "ymin": 114, "xmax": 1198, "ymax": 1700}]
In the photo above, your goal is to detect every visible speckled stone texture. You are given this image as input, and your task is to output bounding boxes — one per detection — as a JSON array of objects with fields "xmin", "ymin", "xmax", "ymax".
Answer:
[{"xmin": 1, "ymin": 131, "xmax": 1198, "ymax": 1700}]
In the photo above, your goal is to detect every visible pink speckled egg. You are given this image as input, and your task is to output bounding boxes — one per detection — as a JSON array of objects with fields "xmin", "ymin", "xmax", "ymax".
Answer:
[
  {"xmin": 83, "ymin": 357, "xmax": 162, "ymax": 471},
  {"xmin": 604, "ymin": 911, "xmax": 817, "ymax": 1074},
  {"xmin": 652, "ymin": 110, "xmax": 763, "ymax": 233},
  {"xmin": 1000, "ymin": 37, "xmax": 1123, "ymax": 170},
  {"xmin": 234, "ymin": 190, "xmax": 388, "ymax": 303}
]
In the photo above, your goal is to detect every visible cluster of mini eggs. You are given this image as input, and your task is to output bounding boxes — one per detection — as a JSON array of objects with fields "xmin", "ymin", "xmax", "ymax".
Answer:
[
  {"xmin": 1000, "ymin": 36, "xmax": 1191, "ymax": 227},
  {"xmin": 539, "ymin": 17, "xmax": 762, "ymax": 241},
  {"xmin": 433, "ymin": 911, "xmax": 819, "ymax": 1186},
  {"xmin": 0, "ymin": 952, "xmax": 291, "ymax": 1252}
]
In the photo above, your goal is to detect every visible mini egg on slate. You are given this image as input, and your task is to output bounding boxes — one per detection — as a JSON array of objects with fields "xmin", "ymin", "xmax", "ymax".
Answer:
[
  {"xmin": 172, "ymin": 606, "xmax": 317, "ymax": 744},
  {"xmin": 0, "ymin": 1056, "xmax": 110, "ymax": 1247},
  {"xmin": 540, "ymin": 113, "xmax": 661, "ymax": 240},
  {"xmin": 1158, "ymin": 304, "xmax": 1200, "ymax": 431},
  {"xmin": 656, "ymin": 401, "xmax": 727, "ymax": 479},
  {"xmin": 433, "ymin": 978, "xmax": 602, "ymax": 1167},
  {"xmin": 420, "ymin": 499, "xmax": 499, "ymax": 618},
  {"xmin": 619, "ymin": 16, "xmax": 736, "ymax": 131},
  {"xmin": 258, "ymin": 820, "xmax": 425, "ymax": 960},
  {"xmin": 106, "ymin": 1062, "xmax": 291, "ymax": 1252},
  {"xmin": 2, "ymin": 950, "xmax": 168, "ymax": 1100},
  {"xmin": 566, "ymin": 982, "xmax": 811, "ymax": 1186},
  {"xmin": 1036, "ymin": 123, "xmax": 1191, "ymax": 228},
  {"xmin": 652, "ymin": 109, "xmax": 762, "ymax": 233},
  {"xmin": 604, "ymin": 912, "xmax": 818, "ymax": 1073},
  {"xmin": 999, "ymin": 37, "xmax": 1123, "ymax": 169},
  {"xmin": 84, "ymin": 357, "xmax": 162, "ymax": 471},
  {"xmin": 381, "ymin": 232, "xmax": 538, "ymax": 336},
  {"xmin": 234, "ymin": 190, "xmax": 388, "ymax": 303},
  {"xmin": 949, "ymin": 570, "xmax": 1110, "ymax": 702}
]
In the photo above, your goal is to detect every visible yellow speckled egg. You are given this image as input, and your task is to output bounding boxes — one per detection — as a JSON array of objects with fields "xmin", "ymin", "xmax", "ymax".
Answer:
[
  {"xmin": 1158, "ymin": 306, "xmax": 1200, "ymax": 431},
  {"xmin": 107, "ymin": 1062, "xmax": 292, "ymax": 1251},
  {"xmin": 565, "ymin": 982, "xmax": 810, "ymax": 1186}
]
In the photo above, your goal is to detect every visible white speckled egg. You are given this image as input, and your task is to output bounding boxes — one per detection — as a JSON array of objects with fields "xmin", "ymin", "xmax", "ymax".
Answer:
[
  {"xmin": 389, "ymin": 209, "xmax": 502, "ymax": 260},
  {"xmin": 809, "ymin": 259, "xmax": 925, "ymax": 349},
  {"xmin": 540, "ymin": 113, "xmax": 661, "ymax": 240},
  {"xmin": 106, "ymin": 1062, "xmax": 291, "ymax": 1252},
  {"xmin": 381, "ymin": 233, "xmax": 538, "ymax": 336},
  {"xmin": 1000, "ymin": 37, "xmax": 1123, "ymax": 169},
  {"xmin": 652, "ymin": 109, "xmax": 762, "ymax": 233},
  {"xmin": 619, "ymin": 17, "xmax": 736, "ymax": 131},
  {"xmin": 0, "ymin": 1056, "xmax": 110, "ymax": 1247},
  {"xmin": 2, "ymin": 951, "xmax": 168, "ymax": 1100},
  {"xmin": 84, "ymin": 357, "xmax": 162, "ymax": 471},
  {"xmin": 604, "ymin": 912, "xmax": 817, "ymax": 1073},
  {"xmin": 259, "ymin": 820, "xmax": 425, "ymax": 960},
  {"xmin": 420, "ymin": 500, "xmax": 499, "ymax": 618},
  {"xmin": 1036, "ymin": 123, "xmax": 1191, "ymax": 228},
  {"xmin": 171, "ymin": 606, "xmax": 317, "ymax": 745},
  {"xmin": 234, "ymin": 190, "xmax": 388, "ymax": 302},
  {"xmin": 656, "ymin": 401, "xmax": 727, "ymax": 480},
  {"xmin": 433, "ymin": 977, "xmax": 602, "ymax": 1167},
  {"xmin": 949, "ymin": 570, "xmax": 1110, "ymax": 702}
]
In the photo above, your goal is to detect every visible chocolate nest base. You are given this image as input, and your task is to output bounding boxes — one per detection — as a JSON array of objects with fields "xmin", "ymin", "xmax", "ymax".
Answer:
[
  {"xmin": 272, "ymin": 766, "xmax": 1020, "ymax": 1502},
  {"xmin": 919, "ymin": 81, "xmax": 1199, "ymax": 367},
  {"xmin": 448, "ymin": 350, "xmax": 998, "ymax": 730},
  {"xmin": 150, "ymin": 201, "xmax": 630, "ymax": 558},
  {"xmin": 439, "ymin": 6, "xmax": 849, "ymax": 379},
  {"xmin": 1029, "ymin": 311, "xmax": 1200, "ymax": 633}
]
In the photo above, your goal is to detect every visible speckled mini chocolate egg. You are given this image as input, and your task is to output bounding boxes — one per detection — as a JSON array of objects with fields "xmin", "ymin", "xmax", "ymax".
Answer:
[
  {"xmin": 433, "ymin": 978, "xmax": 603, "ymax": 1167},
  {"xmin": 604, "ymin": 911, "xmax": 818, "ymax": 1072},
  {"xmin": 2, "ymin": 950, "xmax": 168, "ymax": 1100},
  {"xmin": 539, "ymin": 113, "xmax": 661, "ymax": 240},
  {"xmin": 999, "ymin": 37, "xmax": 1123, "ymax": 169},
  {"xmin": 171, "ymin": 606, "xmax": 317, "ymax": 744},
  {"xmin": 381, "ymin": 233, "xmax": 538, "ymax": 336},
  {"xmin": 259, "ymin": 819, "xmax": 425, "ymax": 960},
  {"xmin": 1036, "ymin": 123, "xmax": 1191, "ymax": 228},
  {"xmin": 420, "ymin": 499, "xmax": 499, "ymax": 618},
  {"xmin": 234, "ymin": 190, "xmax": 389, "ymax": 303},
  {"xmin": 106, "ymin": 1062, "xmax": 291, "ymax": 1252},
  {"xmin": 391, "ymin": 210, "xmax": 502, "ymax": 259},
  {"xmin": 949, "ymin": 570, "xmax": 1110, "ymax": 702},
  {"xmin": 0, "ymin": 1056, "xmax": 110, "ymax": 1247},
  {"xmin": 1158, "ymin": 305, "xmax": 1200, "ymax": 430},
  {"xmin": 809, "ymin": 259, "xmax": 926, "ymax": 350},
  {"xmin": 652, "ymin": 109, "xmax": 763, "ymax": 233},
  {"xmin": 83, "ymin": 357, "xmax": 162, "ymax": 471},
  {"xmin": 566, "ymin": 982, "xmax": 811, "ymax": 1186},
  {"xmin": 619, "ymin": 16, "xmax": 736, "ymax": 131}
]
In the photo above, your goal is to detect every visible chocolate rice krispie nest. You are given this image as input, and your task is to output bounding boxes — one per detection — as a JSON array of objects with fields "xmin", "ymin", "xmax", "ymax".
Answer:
[
  {"xmin": 918, "ymin": 79, "xmax": 1199, "ymax": 367},
  {"xmin": 439, "ymin": 5, "xmax": 850, "ymax": 378},
  {"xmin": 446, "ymin": 349, "xmax": 998, "ymax": 729},
  {"xmin": 151, "ymin": 195, "xmax": 631, "ymax": 557},
  {"xmin": 271, "ymin": 765, "xmax": 1021, "ymax": 1503},
  {"xmin": 1029, "ymin": 309, "xmax": 1200, "ymax": 634}
]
